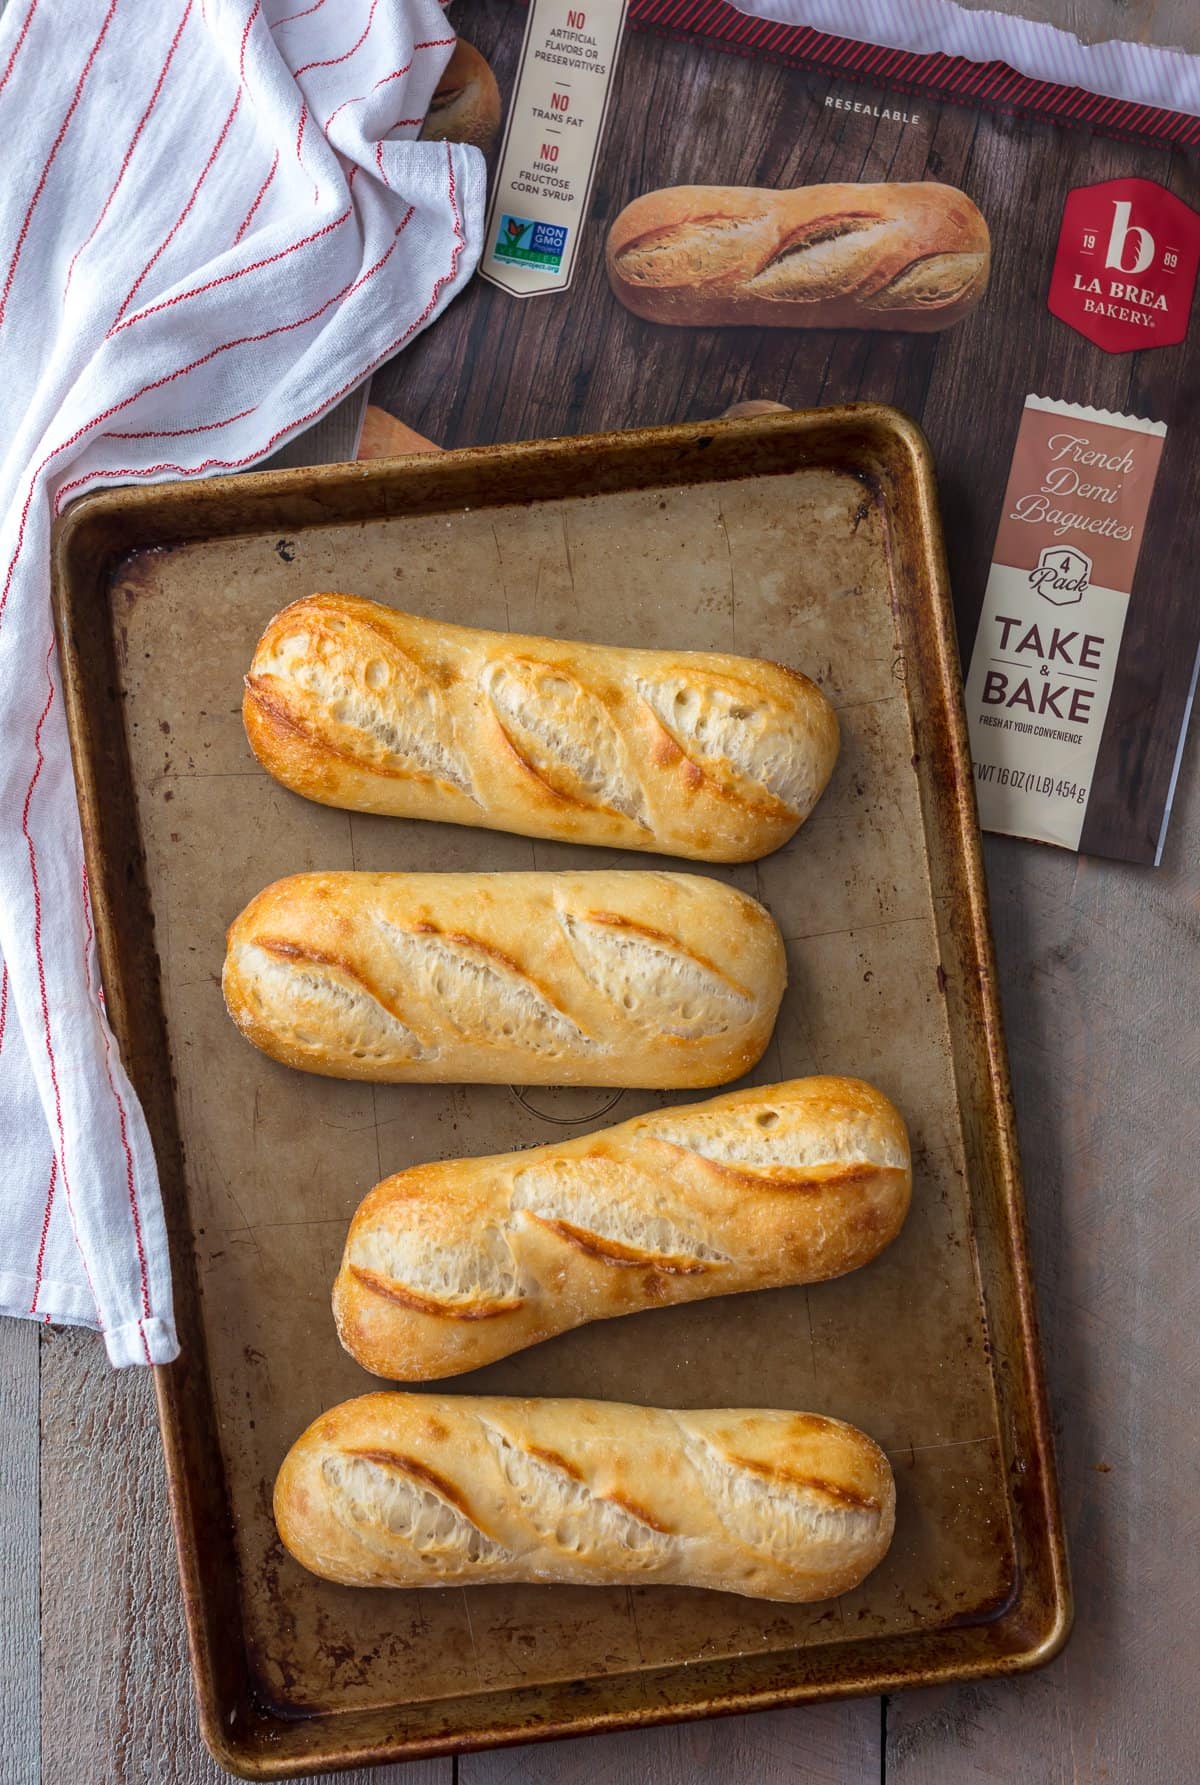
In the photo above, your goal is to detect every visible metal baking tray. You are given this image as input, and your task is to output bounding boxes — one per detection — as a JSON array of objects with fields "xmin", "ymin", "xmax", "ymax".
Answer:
[{"xmin": 52, "ymin": 408, "xmax": 1069, "ymax": 1779}]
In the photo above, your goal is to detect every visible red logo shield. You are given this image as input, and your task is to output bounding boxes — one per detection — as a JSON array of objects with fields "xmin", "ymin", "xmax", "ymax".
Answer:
[{"xmin": 1048, "ymin": 177, "xmax": 1200, "ymax": 353}]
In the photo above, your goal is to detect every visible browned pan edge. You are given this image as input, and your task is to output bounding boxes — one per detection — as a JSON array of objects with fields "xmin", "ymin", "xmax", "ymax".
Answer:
[{"xmin": 50, "ymin": 407, "xmax": 1070, "ymax": 1781}]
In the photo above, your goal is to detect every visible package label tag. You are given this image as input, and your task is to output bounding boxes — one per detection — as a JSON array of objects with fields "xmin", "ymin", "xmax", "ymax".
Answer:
[
  {"xmin": 964, "ymin": 395, "xmax": 1166, "ymax": 850},
  {"xmin": 481, "ymin": 0, "xmax": 628, "ymax": 297}
]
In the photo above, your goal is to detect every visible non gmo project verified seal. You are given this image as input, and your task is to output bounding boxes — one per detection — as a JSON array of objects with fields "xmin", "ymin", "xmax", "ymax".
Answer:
[{"xmin": 494, "ymin": 215, "xmax": 568, "ymax": 270}]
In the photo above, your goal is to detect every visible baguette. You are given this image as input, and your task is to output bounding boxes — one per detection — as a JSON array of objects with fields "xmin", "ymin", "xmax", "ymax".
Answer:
[
  {"xmin": 274, "ymin": 1392, "xmax": 895, "ymax": 1600},
  {"xmin": 419, "ymin": 39, "xmax": 501, "ymax": 152},
  {"xmin": 607, "ymin": 182, "xmax": 990, "ymax": 331},
  {"xmin": 334, "ymin": 1077, "xmax": 911, "ymax": 1380},
  {"xmin": 222, "ymin": 869, "xmax": 785, "ymax": 1087},
  {"xmin": 243, "ymin": 594, "xmax": 839, "ymax": 863}
]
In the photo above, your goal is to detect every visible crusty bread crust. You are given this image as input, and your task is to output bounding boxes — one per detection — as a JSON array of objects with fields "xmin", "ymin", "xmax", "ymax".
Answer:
[
  {"xmin": 419, "ymin": 39, "xmax": 501, "ymax": 152},
  {"xmin": 242, "ymin": 593, "xmax": 839, "ymax": 863},
  {"xmin": 607, "ymin": 182, "xmax": 990, "ymax": 331},
  {"xmin": 274, "ymin": 1392, "xmax": 896, "ymax": 1601},
  {"xmin": 334, "ymin": 1076, "xmax": 911, "ymax": 1379},
  {"xmin": 222, "ymin": 869, "xmax": 786, "ymax": 1087}
]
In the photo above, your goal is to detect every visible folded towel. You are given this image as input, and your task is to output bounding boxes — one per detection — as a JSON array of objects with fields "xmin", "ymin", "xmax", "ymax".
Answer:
[{"xmin": 0, "ymin": 0, "xmax": 483, "ymax": 1365}]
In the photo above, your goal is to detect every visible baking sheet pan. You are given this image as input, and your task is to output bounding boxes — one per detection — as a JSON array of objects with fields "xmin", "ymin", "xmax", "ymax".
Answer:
[{"xmin": 52, "ymin": 408, "xmax": 1069, "ymax": 1778}]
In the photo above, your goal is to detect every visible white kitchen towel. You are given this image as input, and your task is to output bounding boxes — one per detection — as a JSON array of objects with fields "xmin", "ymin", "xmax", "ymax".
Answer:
[{"xmin": 0, "ymin": 0, "xmax": 483, "ymax": 1366}]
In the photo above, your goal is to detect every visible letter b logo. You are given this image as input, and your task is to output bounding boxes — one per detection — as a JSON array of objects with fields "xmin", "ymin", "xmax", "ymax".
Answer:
[
  {"xmin": 1049, "ymin": 177, "xmax": 1200, "ymax": 352},
  {"xmin": 1105, "ymin": 200, "xmax": 1154, "ymax": 275}
]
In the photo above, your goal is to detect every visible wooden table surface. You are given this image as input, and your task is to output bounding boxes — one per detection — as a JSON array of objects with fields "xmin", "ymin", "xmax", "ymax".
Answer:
[{"xmin": 5, "ymin": 3, "xmax": 1199, "ymax": 1781}]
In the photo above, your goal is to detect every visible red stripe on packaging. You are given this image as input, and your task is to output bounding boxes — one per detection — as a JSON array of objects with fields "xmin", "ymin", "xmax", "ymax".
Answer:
[{"xmin": 620, "ymin": 0, "xmax": 1200, "ymax": 147}]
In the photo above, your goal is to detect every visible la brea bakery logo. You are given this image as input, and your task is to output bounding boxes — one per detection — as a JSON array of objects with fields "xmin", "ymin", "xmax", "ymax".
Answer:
[
  {"xmin": 1029, "ymin": 545, "xmax": 1091, "ymax": 605},
  {"xmin": 1049, "ymin": 177, "xmax": 1200, "ymax": 353}
]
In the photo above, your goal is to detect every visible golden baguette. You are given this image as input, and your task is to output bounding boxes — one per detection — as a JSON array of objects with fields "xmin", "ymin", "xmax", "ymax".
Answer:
[
  {"xmin": 334, "ymin": 1076, "xmax": 911, "ymax": 1379},
  {"xmin": 243, "ymin": 593, "xmax": 839, "ymax": 863},
  {"xmin": 222, "ymin": 869, "xmax": 786, "ymax": 1087},
  {"xmin": 274, "ymin": 1392, "xmax": 895, "ymax": 1601},
  {"xmin": 607, "ymin": 182, "xmax": 990, "ymax": 331}
]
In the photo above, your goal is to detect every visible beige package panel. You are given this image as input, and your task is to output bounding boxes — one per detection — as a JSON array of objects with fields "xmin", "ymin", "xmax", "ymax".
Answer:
[{"xmin": 482, "ymin": 0, "xmax": 628, "ymax": 295}]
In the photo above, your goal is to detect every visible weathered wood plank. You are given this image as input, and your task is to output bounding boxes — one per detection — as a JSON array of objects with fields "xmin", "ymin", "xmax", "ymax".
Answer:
[
  {"xmin": 887, "ymin": 767, "xmax": 1200, "ymax": 1780},
  {"xmin": 954, "ymin": 0, "xmax": 1196, "ymax": 47},
  {"xmin": 460, "ymin": 1700, "xmax": 882, "ymax": 1785},
  {"xmin": 0, "ymin": 1315, "xmax": 39, "ymax": 1785},
  {"xmin": 39, "ymin": 1327, "xmax": 225, "ymax": 1785},
  {"xmin": 1145, "ymin": 0, "xmax": 1200, "ymax": 48},
  {"xmin": 340, "ymin": 1768, "xmax": 451, "ymax": 1782},
  {"xmin": 37, "ymin": 1324, "xmax": 451, "ymax": 1784}
]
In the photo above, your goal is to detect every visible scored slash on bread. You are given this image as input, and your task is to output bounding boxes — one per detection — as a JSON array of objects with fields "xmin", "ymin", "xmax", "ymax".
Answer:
[
  {"xmin": 333, "ymin": 1076, "xmax": 912, "ymax": 1379},
  {"xmin": 274, "ymin": 1393, "xmax": 896, "ymax": 1601},
  {"xmin": 222, "ymin": 869, "xmax": 786, "ymax": 1087},
  {"xmin": 242, "ymin": 593, "xmax": 839, "ymax": 863}
]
